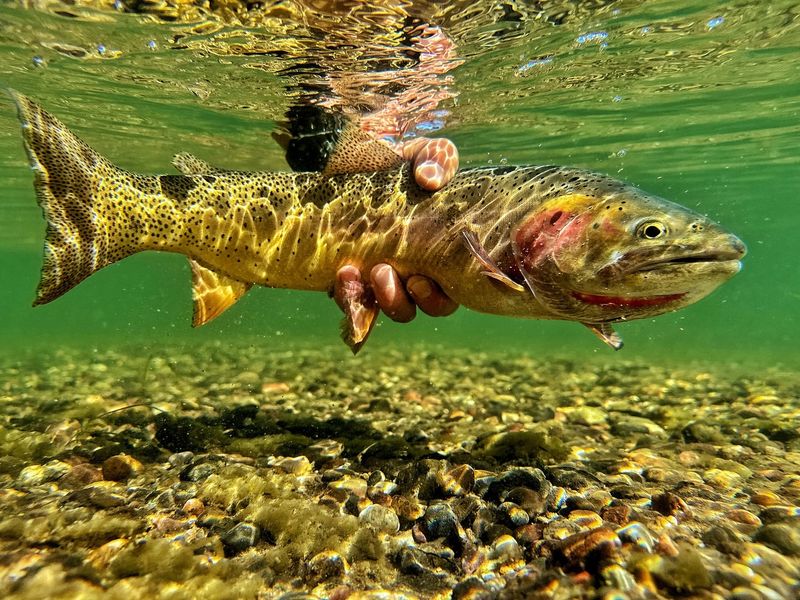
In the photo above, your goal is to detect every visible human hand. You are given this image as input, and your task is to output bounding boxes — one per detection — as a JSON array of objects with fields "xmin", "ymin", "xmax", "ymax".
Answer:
[{"xmin": 334, "ymin": 137, "xmax": 460, "ymax": 352}]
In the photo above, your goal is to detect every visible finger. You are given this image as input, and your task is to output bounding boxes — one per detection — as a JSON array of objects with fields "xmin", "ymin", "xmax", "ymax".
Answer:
[
  {"xmin": 412, "ymin": 138, "xmax": 459, "ymax": 191},
  {"xmin": 370, "ymin": 264, "xmax": 416, "ymax": 323},
  {"xmin": 396, "ymin": 137, "xmax": 459, "ymax": 191},
  {"xmin": 407, "ymin": 275, "xmax": 459, "ymax": 317},
  {"xmin": 333, "ymin": 265, "xmax": 362, "ymax": 312}
]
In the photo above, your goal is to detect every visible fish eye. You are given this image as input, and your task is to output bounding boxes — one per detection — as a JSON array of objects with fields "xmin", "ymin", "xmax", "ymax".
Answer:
[{"xmin": 637, "ymin": 221, "xmax": 668, "ymax": 240}]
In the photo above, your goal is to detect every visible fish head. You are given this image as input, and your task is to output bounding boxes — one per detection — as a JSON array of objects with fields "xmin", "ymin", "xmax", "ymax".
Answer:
[{"xmin": 511, "ymin": 178, "xmax": 746, "ymax": 324}]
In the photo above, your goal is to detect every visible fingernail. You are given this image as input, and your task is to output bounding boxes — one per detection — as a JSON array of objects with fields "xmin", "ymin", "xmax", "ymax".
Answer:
[{"xmin": 409, "ymin": 278, "xmax": 433, "ymax": 300}]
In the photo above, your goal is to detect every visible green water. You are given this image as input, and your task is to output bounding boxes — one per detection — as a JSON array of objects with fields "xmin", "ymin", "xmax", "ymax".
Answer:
[{"xmin": 0, "ymin": 0, "xmax": 797, "ymax": 365}]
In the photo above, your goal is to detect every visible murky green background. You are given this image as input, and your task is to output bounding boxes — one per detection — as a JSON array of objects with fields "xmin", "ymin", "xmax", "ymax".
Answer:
[{"xmin": 0, "ymin": 0, "xmax": 797, "ymax": 365}]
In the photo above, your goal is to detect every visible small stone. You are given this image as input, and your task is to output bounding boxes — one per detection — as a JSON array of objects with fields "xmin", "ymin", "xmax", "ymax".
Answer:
[
  {"xmin": 489, "ymin": 534, "xmax": 521, "ymax": 561},
  {"xmin": 727, "ymin": 509, "xmax": 761, "ymax": 526},
  {"xmin": 611, "ymin": 416, "xmax": 666, "ymax": 437},
  {"xmin": 181, "ymin": 498, "xmax": 205, "ymax": 516},
  {"xmin": 505, "ymin": 487, "xmax": 547, "ymax": 516},
  {"xmin": 102, "ymin": 454, "xmax": 143, "ymax": 481},
  {"xmin": 703, "ymin": 469, "xmax": 742, "ymax": 489},
  {"xmin": 358, "ymin": 504, "xmax": 400, "ymax": 534},
  {"xmin": 617, "ymin": 522, "xmax": 654, "ymax": 553},
  {"xmin": 568, "ymin": 509, "xmax": 603, "ymax": 529},
  {"xmin": 749, "ymin": 491, "xmax": 782, "ymax": 506},
  {"xmin": 61, "ymin": 463, "xmax": 103, "ymax": 487},
  {"xmin": 499, "ymin": 502, "xmax": 529, "ymax": 528},
  {"xmin": 554, "ymin": 527, "xmax": 620, "ymax": 570},
  {"xmin": 649, "ymin": 544, "xmax": 713, "ymax": 592},
  {"xmin": 753, "ymin": 523, "xmax": 800, "ymax": 556},
  {"xmin": 423, "ymin": 503, "xmax": 459, "ymax": 540},
  {"xmin": 570, "ymin": 406, "xmax": 607, "ymax": 426},
  {"xmin": 651, "ymin": 492, "xmax": 690, "ymax": 517},
  {"xmin": 221, "ymin": 522, "xmax": 261, "ymax": 555},
  {"xmin": 702, "ymin": 525, "xmax": 744, "ymax": 555},
  {"xmin": 168, "ymin": 451, "xmax": 194, "ymax": 468},
  {"xmin": 307, "ymin": 550, "xmax": 348, "ymax": 582},
  {"xmin": 758, "ymin": 505, "xmax": 800, "ymax": 524},
  {"xmin": 485, "ymin": 467, "xmax": 551, "ymax": 503},
  {"xmin": 601, "ymin": 504, "xmax": 631, "ymax": 526},
  {"xmin": 437, "ymin": 464, "xmax": 474, "ymax": 497},
  {"xmin": 16, "ymin": 460, "xmax": 70, "ymax": 487},
  {"xmin": 269, "ymin": 456, "xmax": 311, "ymax": 475}
]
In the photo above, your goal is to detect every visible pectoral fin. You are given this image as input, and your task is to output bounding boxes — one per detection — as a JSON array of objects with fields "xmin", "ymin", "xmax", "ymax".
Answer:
[
  {"xmin": 338, "ymin": 276, "xmax": 380, "ymax": 355},
  {"xmin": 190, "ymin": 260, "xmax": 252, "ymax": 327},
  {"xmin": 583, "ymin": 322, "xmax": 624, "ymax": 350},
  {"xmin": 461, "ymin": 230, "xmax": 527, "ymax": 293}
]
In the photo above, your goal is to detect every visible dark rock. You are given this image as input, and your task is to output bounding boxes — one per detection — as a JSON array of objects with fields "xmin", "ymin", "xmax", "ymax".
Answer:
[
  {"xmin": 504, "ymin": 487, "xmax": 546, "ymax": 516},
  {"xmin": 681, "ymin": 422, "xmax": 725, "ymax": 444},
  {"xmin": 544, "ymin": 466, "xmax": 597, "ymax": 489},
  {"xmin": 498, "ymin": 502, "xmax": 529, "ymax": 528},
  {"xmin": 479, "ymin": 431, "xmax": 568, "ymax": 464},
  {"xmin": 452, "ymin": 577, "xmax": 490, "ymax": 600},
  {"xmin": 550, "ymin": 527, "xmax": 620, "ymax": 572},
  {"xmin": 600, "ymin": 504, "xmax": 631, "ymax": 526},
  {"xmin": 651, "ymin": 492, "xmax": 690, "ymax": 517},
  {"xmin": 753, "ymin": 523, "xmax": 800, "ymax": 556},
  {"xmin": 702, "ymin": 525, "xmax": 744, "ymax": 556},
  {"xmin": 155, "ymin": 414, "xmax": 221, "ymax": 453},
  {"xmin": 423, "ymin": 503, "xmax": 459, "ymax": 540},
  {"xmin": 485, "ymin": 468, "xmax": 551, "ymax": 503},
  {"xmin": 221, "ymin": 522, "xmax": 261, "ymax": 555},
  {"xmin": 649, "ymin": 544, "xmax": 713, "ymax": 592},
  {"xmin": 758, "ymin": 506, "xmax": 800, "ymax": 524},
  {"xmin": 61, "ymin": 463, "xmax": 103, "ymax": 487},
  {"xmin": 102, "ymin": 454, "xmax": 143, "ymax": 481},
  {"xmin": 180, "ymin": 461, "xmax": 218, "ymax": 482}
]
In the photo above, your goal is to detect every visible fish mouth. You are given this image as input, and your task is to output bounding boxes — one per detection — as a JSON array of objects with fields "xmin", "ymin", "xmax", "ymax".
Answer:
[{"xmin": 629, "ymin": 247, "xmax": 745, "ymax": 274}]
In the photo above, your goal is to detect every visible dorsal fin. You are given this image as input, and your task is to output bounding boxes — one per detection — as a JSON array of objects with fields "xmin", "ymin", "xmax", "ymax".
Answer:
[
  {"xmin": 321, "ymin": 123, "xmax": 404, "ymax": 176},
  {"xmin": 173, "ymin": 152, "xmax": 223, "ymax": 175},
  {"xmin": 189, "ymin": 259, "xmax": 252, "ymax": 327},
  {"xmin": 273, "ymin": 105, "xmax": 404, "ymax": 176}
]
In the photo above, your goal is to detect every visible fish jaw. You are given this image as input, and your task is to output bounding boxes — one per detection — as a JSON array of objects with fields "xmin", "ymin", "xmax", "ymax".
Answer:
[{"xmin": 510, "ymin": 187, "xmax": 747, "ymax": 324}]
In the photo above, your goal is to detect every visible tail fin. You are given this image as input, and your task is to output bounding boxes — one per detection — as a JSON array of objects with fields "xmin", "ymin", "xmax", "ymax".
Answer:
[{"xmin": 10, "ymin": 90, "xmax": 132, "ymax": 305}]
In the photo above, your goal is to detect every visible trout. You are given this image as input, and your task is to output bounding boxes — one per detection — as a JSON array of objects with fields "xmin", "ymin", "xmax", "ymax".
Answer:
[{"xmin": 10, "ymin": 92, "xmax": 746, "ymax": 351}]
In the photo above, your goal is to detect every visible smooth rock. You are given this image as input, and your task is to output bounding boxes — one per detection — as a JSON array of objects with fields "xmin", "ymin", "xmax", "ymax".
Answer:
[{"xmin": 358, "ymin": 504, "xmax": 400, "ymax": 534}]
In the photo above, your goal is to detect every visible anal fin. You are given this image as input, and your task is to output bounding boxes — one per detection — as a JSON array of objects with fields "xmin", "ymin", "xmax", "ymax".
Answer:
[
  {"xmin": 583, "ymin": 322, "xmax": 624, "ymax": 350},
  {"xmin": 338, "ymin": 276, "xmax": 379, "ymax": 355},
  {"xmin": 190, "ymin": 260, "xmax": 252, "ymax": 327},
  {"xmin": 461, "ymin": 230, "xmax": 527, "ymax": 293}
]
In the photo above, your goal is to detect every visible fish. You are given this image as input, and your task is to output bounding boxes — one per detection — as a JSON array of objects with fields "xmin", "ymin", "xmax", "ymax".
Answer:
[{"xmin": 9, "ymin": 91, "xmax": 746, "ymax": 352}]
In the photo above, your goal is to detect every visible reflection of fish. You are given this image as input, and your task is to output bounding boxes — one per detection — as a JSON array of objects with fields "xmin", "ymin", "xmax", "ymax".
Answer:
[{"xmin": 11, "ymin": 92, "xmax": 745, "ymax": 351}]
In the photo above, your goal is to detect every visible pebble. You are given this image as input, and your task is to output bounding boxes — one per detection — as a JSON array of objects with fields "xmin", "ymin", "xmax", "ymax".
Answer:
[
  {"xmin": 102, "ymin": 454, "xmax": 143, "ymax": 481},
  {"xmin": 358, "ymin": 504, "xmax": 400, "ymax": 534},
  {"xmin": 753, "ymin": 523, "xmax": 800, "ymax": 556},
  {"xmin": 554, "ymin": 527, "xmax": 621, "ymax": 570},
  {"xmin": 181, "ymin": 498, "xmax": 205, "ymax": 516},
  {"xmin": 221, "ymin": 522, "xmax": 261, "ymax": 554},
  {"xmin": 423, "ymin": 503, "xmax": 459, "ymax": 540},
  {"xmin": 307, "ymin": 551, "xmax": 349, "ymax": 581},
  {"xmin": 16, "ymin": 460, "xmax": 70, "ymax": 487},
  {"xmin": 62, "ymin": 463, "xmax": 103, "ymax": 487}
]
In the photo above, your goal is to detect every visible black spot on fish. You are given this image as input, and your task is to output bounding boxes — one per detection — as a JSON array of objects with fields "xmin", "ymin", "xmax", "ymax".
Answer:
[{"xmin": 203, "ymin": 175, "xmax": 216, "ymax": 184}]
